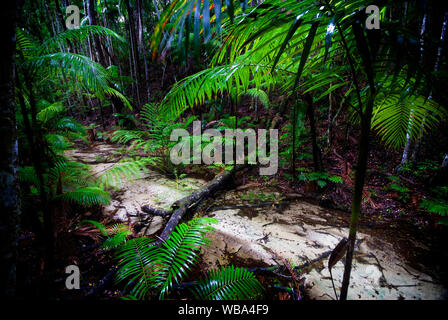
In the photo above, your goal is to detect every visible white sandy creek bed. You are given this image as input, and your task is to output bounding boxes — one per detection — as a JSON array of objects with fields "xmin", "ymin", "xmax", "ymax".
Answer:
[{"xmin": 67, "ymin": 143, "xmax": 448, "ymax": 300}]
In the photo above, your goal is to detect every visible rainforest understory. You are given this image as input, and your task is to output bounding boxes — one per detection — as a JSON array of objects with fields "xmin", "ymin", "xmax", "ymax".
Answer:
[{"xmin": 1, "ymin": 0, "xmax": 448, "ymax": 301}]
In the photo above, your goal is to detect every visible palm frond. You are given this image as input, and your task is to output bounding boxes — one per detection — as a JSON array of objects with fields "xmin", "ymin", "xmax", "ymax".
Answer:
[
  {"xmin": 18, "ymin": 166, "xmax": 39, "ymax": 187},
  {"xmin": 36, "ymin": 101, "xmax": 65, "ymax": 123},
  {"xmin": 159, "ymin": 62, "xmax": 278, "ymax": 120},
  {"xmin": 242, "ymin": 88, "xmax": 270, "ymax": 109},
  {"xmin": 29, "ymin": 52, "xmax": 109, "ymax": 94},
  {"xmin": 39, "ymin": 25, "xmax": 125, "ymax": 54},
  {"xmin": 191, "ymin": 266, "xmax": 264, "ymax": 300},
  {"xmin": 157, "ymin": 217, "xmax": 217, "ymax": 298},
  {"xmin": 114, "ymin": 217, "xmax": 217, "ymax": 299},
  {"xmin": 97, "ymin": 159, "xmax": 152, "ymax": 189},
  {"xmin": 81, "ymin": 220, "xmax": 132, "ymax": 249},
  {"xmin": 56, "ymin": 187, "xmax": 111, "ymax": 206},
  {"xmin": 372, "ymin": 91, "xmax": 447, "ymax": 149}
]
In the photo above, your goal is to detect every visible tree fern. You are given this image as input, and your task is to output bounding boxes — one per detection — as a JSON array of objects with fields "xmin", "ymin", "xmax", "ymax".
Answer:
[{"xmin": 191, "ymin": 266, "xmax": 264, "ymax": 300}]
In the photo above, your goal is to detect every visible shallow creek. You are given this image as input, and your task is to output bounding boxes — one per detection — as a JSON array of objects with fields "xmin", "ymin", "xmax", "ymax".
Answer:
[{"xmin": 67, "ymin": 143, "xmax": 448, "ymax": 300}]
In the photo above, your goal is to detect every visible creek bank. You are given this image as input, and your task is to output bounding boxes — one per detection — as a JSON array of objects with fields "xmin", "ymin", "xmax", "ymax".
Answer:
[{"xmin": 68, "ymin": 143, "xmax": 448, "ymax": 300}]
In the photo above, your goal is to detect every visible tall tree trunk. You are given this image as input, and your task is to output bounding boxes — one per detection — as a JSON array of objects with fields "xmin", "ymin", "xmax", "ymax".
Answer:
[
  {"xmin": 327, "ymin": 85, "xmax": 333, "ymax": 148},
  {"xmin": 87, "ymin": 0, "xmax": 107, "ymax": 66},
  {"xmin": 87, "ymin": 0, "xmax": 107, "ymax": 128},
  {"xmin": 137, "ymin": 0, "xmax": 150, "ymax": 101},
  {"xmin": 400, "ymin": 8, "xmax": 428, "ymax": 167},
  {"xmin": 339, "ymin": 93, "xmax": 375, "ymax": 300},
  {"xmin": 124, "ymin": 0, "xmax": 142, "ymax": 107},
  {"xmin": 305, "ymin": 94, "xmax": 323, "ymax": 172},
  {"xmin": 291, "ymin": 103, "xmax": 297, "ymax": 180},
  {"xmin": 83, "ymin": 0, "xmax": 94, "ymax": 60},
  {"xmin": 410, "ymin": 11, "xmax": 448, "ymax": 163},
  {"xmin": 0, "ymin": 0, "xmax": 19, "ymax": 297}
]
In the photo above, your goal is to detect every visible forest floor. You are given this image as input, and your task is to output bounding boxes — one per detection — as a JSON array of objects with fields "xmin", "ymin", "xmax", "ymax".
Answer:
[{"xmin": 62, "ymin": 142, "xmax": 448, "ymax": 300}]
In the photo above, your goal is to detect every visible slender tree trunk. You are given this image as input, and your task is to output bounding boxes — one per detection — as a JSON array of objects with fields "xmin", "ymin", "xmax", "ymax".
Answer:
[
  {"xmin": 87, "ymin": 0, "xmax": 107, "ymax": 66},
  {"xmin": 327, "ymin": 85, "xmax": 333, "ymax": 148},
  {"xmin": 340, "ymin": 92, "xmax": 375, "ymax": 300},
  {"xmin": 0, "ymin": 0, "xmax": 19, "ymax": 297},
  {"xmin": 291, "ymin": 103, "xmax": 297, "ymax": 181},
  {"xmin": 410, "ymin": 11, "xmax": 448, "ymax": 163},
  {"xmin": 124, "ymin": 0, "xmax": 142, "ymax": 107},
  {"xmin": 83, "ymin": 0, "xmax": 94, "ymax": 59},
  {"xmin": 401, "ymin": 9, "xmax": 428, "ymax": 166},
  {"xmin": 87, "ymin": 0, "xmax": 107, "ymax": 128},
  {"xmin": 305, "ymin": 94, "xmax": 323, "ymax": 172},
  {"xmin": 19, "ymin": 76, "xmax": 55, "ymax": 277}
]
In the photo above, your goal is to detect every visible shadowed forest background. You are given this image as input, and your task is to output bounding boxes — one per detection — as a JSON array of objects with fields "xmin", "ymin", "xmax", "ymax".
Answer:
[{"xmin": 1, "ymin": 0, "xmax": 448, "ymax": 301}]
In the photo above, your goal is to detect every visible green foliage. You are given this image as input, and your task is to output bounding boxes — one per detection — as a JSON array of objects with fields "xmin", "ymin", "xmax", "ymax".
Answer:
[
  {"xmin": 36, "ymin": 101, "xmax": 65, "ymax": 123},
  {"xmin": 81, "ymin": 220, "xmax": 131, "ymax": 249},
  {"xmin": 97, "ymin": 159, "xmax": 154, "ymax": 189},
  {"xmin": 114, "ymin": 217, "xmax": 264, "ymax": 300},
  {"xmin": 240, "ymin": 192, "xmax": 279, "ymax": 203},
  {"xmin": 39, "ymin": 25, "xmax": 125, "ymax": 54},
  {"xmin": 115, "ymin": 217, "xmax": 217, "ymax": 299},
  {"xmin": 279, "ymin": 112, "xmax": 310, "ymax": 167},
  {"xmin": 420, "ymin": 198, "xmax": 448, "ymax": 216},
  {"xmin": 420, "ymin": 187, "xmax": 448, "ymax": 225},
  {"xmin": 17, "ymin": 26, "xmax": 132, "ymax": 110},
  {"xmin": 400, "ymin": 160, "xmax": 440, "ymax": 179},
  {"xmin": 385, "ymin": 176, "xmax": 410, "ymax": 203},
  {"xmin": 371, "ymin": 86, "xmax": 447, "ymax": 149},
  {"xmin": 154, "ymin": 0, "xmax": 441, "ymax": 160},
  {"xmin": 111, "ymin": 103, "xmax": 197, "ymax": 174},
  {"xmin": 56, "ymin": 187, "xmax": 111, "ymax": 207},
  {"xmin": 191, "ymin": 266, "xmax": 264, "ymax": 300},
  {"xmin": 242, "ymin": 88, "xmax": 270, "ymax": 109},
  {"xmin": 296, "ymin": 168, "xmax": 343, "ymax": 188}
]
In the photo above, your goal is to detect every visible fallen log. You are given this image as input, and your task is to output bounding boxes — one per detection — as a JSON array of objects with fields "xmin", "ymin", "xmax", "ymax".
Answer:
[
  {"xmin": 143, "ymin": 164, "xmax": 247, "ymax": 247},
  {"xmin": 141, "ymin": 206, "xmax": 172, "ymax": 217}
]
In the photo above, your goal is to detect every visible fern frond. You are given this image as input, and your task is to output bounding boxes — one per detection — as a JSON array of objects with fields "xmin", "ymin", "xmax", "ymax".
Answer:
[
  {"xmin": 45, "ymin": 133, "xmax": 74, "ymax": 151},
  {"xmin": 159, "ymin": 62, "xmax": 278, "ymax": 120},
  {"xmin": 372, "ymin": 92, "xmax": 447, "ymax": 149},
  {"xmin": 242, "ymin": 88, "xmax": 270, "ymax": 109},
  {"xmin": 81, "ymin": 220, "xmax": 131, "ymax": 249},
  {"xmin": 114, "ymin": 217, "xmax": 217, "ymax": 299},
  {"xmin": 55, "ymin": 117, "xmax": 86, "ymax": 134},
  {"xmin": 57, "ymin": 187, "xmax": 111, "ymax": 206},
  {"xmin": 29, "ymin": 52, "xmax": 109, "ymax": 95},
  {"xmin": 157, "ymin": 217, "xmax": 218, "ymax": 299},
  {"xmin": 37, "ymin": 101, "xmax": 65, "ymax": 123},
  {"xmin": 115, "ymin": 237, "xmax": 160, "ymax": 299},
  {"xmin": 18, "ymin": 166, "xmax": 39, "ymax": 187},
  {"xmin": 16, "ymin": 28, "xmax": 37, "ymax": 59},
  {"xmin": 97, "ymin": 159, "xmax": 151, "ymax": 189},
  {"xmin": 192, "ymin": 266, "xmax": 264, "ymax": 300},
  {"xmin": 39, "ymin": 25, "xmax": 125, "ymax": 55}
]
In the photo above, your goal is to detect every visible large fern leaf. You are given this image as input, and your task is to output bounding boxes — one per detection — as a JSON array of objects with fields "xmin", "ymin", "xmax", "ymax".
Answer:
[
  {"xmin": 191, "ymin": 266, "xmax": 264, "ymax": 300},
  {"xmin": 57, "ymin": 187, "xmax": 111, "ymax": 206},
  {"xmin": 114, "ymin": 217, "xmax": 217, "ymax": 299}
]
